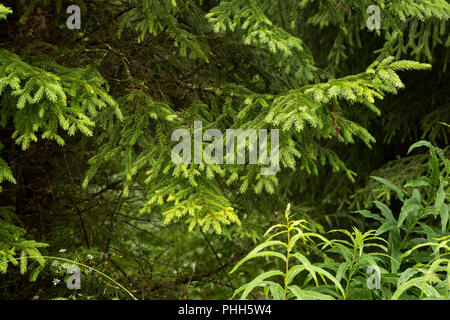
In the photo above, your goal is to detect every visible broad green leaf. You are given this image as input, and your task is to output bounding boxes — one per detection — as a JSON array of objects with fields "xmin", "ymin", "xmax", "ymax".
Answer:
[
  {"xmin": 392, "ymin": 278, "xmax": 423, "ymax": 299},
  {"xmin": 374, "ymin": 201, "xmax": 396, "ymax": 223},
  {"xmin": 434, "ymin": 182, "xmax": 445, "ymax": 217},
  {"xmin": 292, "ymin": 253, "xmax": 318, "ymax": 285},
  {"xmin": 375, "ymin": 221, "xmax": 397, "ymax": 236},
  {"xmin": 238, "ymin": 270, "xmax": 285, "ymax": 300},
  {"xmin": 336, "ymin": 260, "xmax": 351, "ymax": 283},
  {"xmin": 371, "ymin": 176, "xmax": 405, "ymax": 201},
  {"xmin": 353, "ymin": 209, "xmax": 383, "ymax": 222},
  {"xmin": 230, "ymin": 251, "xmax": 286, "ymax": 274},
  {"xmin": 404, "ymin": 177, "xmax": 429, "ymax": 188},
  {"xmin": 286, "ymin": 265, "xmax": 306, "ymax": 285},
  {"xmin": 392, "ymin": 277, "xmax": 441, "ymax": 300},
  {"xmin": 268, "ymin": 282, "xmax": 285, "ymax": 300},
  {"xmin": 288, "ymin": 285, "xmax": 335, "ymax": 300},
  {"xmin": 311, "ymin": 265, "xmax": 345, "ymax": 298},
  {"xmin": 407, "ymin": 140, "xmax": 432, "ymax": 155},
  {"xmin": 398, "ymin": 195, "xmax": 421, "ymax": 228},
  {"xmin": 440, "ymin": 204, "xmax": 448, "ymax": 233},
  {"xmin": 391, "ymin": 246, "xmax": 402, "ymax": 273},
  {"xmin": 230, "ymin": 240, "xmax": 286, "ymax": 274}
]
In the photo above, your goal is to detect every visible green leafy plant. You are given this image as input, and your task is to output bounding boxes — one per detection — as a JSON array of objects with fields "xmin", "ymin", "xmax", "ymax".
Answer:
[
  {"xmin": 322, "ymin": 228, "xmax": 390, "ymax": 299},
  {"xmin": 230, "ymin": 204, "xmax": 344, "ymax": 300},
  {"xmin": 392, "ymin": 235, "xmax": 450, "ymax": 300},
  {"xmin": 230, "ymin": 140, "xmax": 449, "ymax": 300},
  {"xmin": 355, "ymin": 141, "xmax": 449, "ymax": 273}
]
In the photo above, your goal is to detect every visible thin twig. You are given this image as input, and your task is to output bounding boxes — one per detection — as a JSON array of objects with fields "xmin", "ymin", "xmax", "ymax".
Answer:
[{"xmin": 199, "ymin": 228, "xmax": 235, "ymax": 292}]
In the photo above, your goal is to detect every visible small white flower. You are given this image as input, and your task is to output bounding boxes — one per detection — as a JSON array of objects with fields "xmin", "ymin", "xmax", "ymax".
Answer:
[
  {"xmin": 86, "ymin": 254, "xmax": 93, "ymax": 260},
  {"xmin": 53, "ymin": 278, "xmax": 60, "ymax": 286},
  {"xmin": 59, "ymin": 249, "xmax": 67, "ymax": 253},
  {"xmin": 52, "ymin": 261, "xmax": 59, "ymax": 267},
  {"xmin": 61, "ymin": 263, "xmax": 69, "ymax": 269},
  {"xmin": 66, "ymin": 264, "xmax": 79, "ymax": 274}
]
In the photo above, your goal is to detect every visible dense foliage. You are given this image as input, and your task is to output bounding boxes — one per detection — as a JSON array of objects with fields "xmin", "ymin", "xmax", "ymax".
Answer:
[{"xmin": 0, "ymin": 0, "xmax": 448, "ymax": 300}]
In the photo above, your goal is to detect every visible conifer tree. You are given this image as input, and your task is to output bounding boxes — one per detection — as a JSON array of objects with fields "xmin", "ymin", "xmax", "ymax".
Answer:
[{"xmin": 0, "ymin": 0, "xmax": 448, "ymax": 299}]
